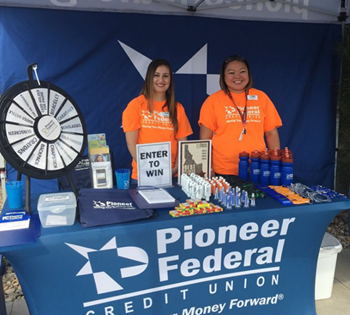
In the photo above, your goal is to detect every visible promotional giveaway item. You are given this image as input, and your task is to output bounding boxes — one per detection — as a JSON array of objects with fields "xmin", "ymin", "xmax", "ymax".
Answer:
[
  {"xmin": 91, "ymin": 162, "xmax": 113, "ymax": 189},
  {"xmin": 260, "ymin": 151, "xmax": 270, "ymax": 186},
  {"xmin": 5, "ymin": 181, "xmax": 23, "ymax": 209},
  {"xmin": 78, "ymin": 188, "xmax": 154, "ymax": 227},
  {"xmin": 58, "ymin": 156, "xmax": 92, "ymax": 191},
  {"xmin": 250, "ymin": 150, "xmax": 260, "ymax": 184},
  {"xmin": 270, "ymin": 150, "xmax": 282, "ymax": 186},
  {"xmin": 281, "ymin": 155, "xmax": 294, "ymax": 186},
  {"xmin": 137, "ymin": 142, "xmax": 172, "ymax": 187},
  {"xmin": 0, "ymin": 64, "xmax": 87, "ymax": 210},
  {"xmin": 238, "ymin": 151, "xmax": 249, "ymax": 181},
  {"xmin": 115, "ymin": 168, "xmax": 131, "ymax": 189}
]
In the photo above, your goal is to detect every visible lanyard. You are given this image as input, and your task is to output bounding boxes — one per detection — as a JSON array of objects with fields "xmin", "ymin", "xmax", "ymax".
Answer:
[{"xmin": 227, "ymin": 90, "xmax": 249, "ymax": 141}]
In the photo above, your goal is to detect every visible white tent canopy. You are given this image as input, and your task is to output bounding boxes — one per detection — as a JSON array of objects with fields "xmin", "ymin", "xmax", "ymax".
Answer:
[{"xmin": 0, "ymin": 0, "xmax": 348, "ymax": 24}]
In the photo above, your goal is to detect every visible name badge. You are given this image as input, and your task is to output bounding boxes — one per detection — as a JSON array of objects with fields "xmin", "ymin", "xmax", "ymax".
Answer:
[{"xmin": 247, "ymin": 95, "xmax": 258, "ymax": 100}]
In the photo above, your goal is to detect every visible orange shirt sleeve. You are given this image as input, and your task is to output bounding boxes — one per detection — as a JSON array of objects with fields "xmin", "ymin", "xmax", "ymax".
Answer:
[
  {"xmin": 262, "ymin": 92, "xmax": 282, "ymax": 132},
  {"xmin": 175, "ymin": 103, "xmax": 193, "ymax": 139},
  {"xmin": 122, "ymin": 97, "xmax": 142, "ymax": 133},
  {"xmin": 198, "ymin": 95, "xmax": 218, "ymax": 132}
]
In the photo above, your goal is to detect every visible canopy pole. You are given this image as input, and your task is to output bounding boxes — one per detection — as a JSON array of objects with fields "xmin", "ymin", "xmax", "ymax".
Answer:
[{"xmin": 334, "ymin": 0, "xmax": 348, "ymax": 190}]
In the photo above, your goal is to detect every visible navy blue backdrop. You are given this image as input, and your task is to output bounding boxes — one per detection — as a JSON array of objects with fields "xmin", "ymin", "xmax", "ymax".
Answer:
[{"xmin": 0, "ymin": 7, "xmax": 341, "ymax": 191}]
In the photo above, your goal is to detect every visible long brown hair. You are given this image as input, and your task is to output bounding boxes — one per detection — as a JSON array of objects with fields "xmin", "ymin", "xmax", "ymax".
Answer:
[
  {"xmin": 140, "ymin": 59, "xmax": 178, "ymax": 133},
  {"xmin": 219, "ymin": 55, "xmax": 253, "ymax": 94}
]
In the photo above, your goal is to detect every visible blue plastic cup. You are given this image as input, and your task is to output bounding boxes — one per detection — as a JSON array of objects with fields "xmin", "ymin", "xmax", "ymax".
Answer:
[
  {"xmin": 5, "ymin": 181, "xmax": 23, "ymax": 209},
  {"xmin": 115, "ymin": 169, "xmax": 130, "ymax": 189}
]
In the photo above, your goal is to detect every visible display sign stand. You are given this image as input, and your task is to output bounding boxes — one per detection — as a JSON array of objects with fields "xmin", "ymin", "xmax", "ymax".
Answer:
[{"xmin": 136, "ymin": 142, "xmax": 172, "ymax": 188}]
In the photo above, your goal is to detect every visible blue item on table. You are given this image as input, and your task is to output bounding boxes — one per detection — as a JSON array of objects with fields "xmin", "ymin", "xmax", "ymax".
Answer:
[
  {"xmin": 250, "ymin": 150, "xmax": 260, "ymax": 184},
  {"xmin": 281, "ymin": 157, "xmax": 293, "ymax": 186},
  {"xmin": 115, "ymin": 168, "xmax": 131, "ymax": 189},
  {"xmin": 5, "ymin": 181, "xmax": 23, "ymax": 209},
  {"xmin": 270, "ymin": 158, "xmax": 281, "ymax": 186},
  {"xmin": 238, "ymin": 151, "xmax": 249, "ymax": 181},
  {"xmin": 260, "ymin": 154, "xmax": 270, "ymax": 186}
]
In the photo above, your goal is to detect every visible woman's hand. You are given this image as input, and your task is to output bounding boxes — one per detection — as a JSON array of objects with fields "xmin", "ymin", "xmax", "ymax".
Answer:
[
  {"xmin": 199, "ymin": 124, "xmax": 213, "ymax": 140},
  {"xmin": 125, "ymin": 130, "xmax": 138, "ymax": 161},
  {"xmin": 265, "ymin": 128, "xmax": 280, "ymax": 150}
]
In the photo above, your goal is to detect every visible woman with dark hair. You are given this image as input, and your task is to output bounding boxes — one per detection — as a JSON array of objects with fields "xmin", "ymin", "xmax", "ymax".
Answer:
[
  {"xmin": 199, "ymin": 55, "xmax": 282, "ymax": 178},
  {"xmin": 123, "ymin": 59, "xmax": 193, "ymax": 181}
]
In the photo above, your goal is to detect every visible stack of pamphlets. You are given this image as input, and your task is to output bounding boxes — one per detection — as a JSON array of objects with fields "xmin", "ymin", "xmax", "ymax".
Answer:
[{"xmin": 138, "ymin": 188, "xmax": 175, "ymax": 204}]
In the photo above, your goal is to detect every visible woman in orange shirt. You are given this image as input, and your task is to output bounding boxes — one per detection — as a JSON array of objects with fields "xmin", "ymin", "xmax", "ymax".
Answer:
[
  {"xmin": 199, "ymin": 55, "xmax": 282, "ymax": 180},
  {"xmin": 123, "ymin": 59, "xmax": 193, "ymax": 180}
]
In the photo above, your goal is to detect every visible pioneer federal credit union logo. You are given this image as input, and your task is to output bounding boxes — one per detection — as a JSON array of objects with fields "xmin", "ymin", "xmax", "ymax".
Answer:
[
  {"xmin": 66, "ymin": 218, "xmax": 296, "ymax": 314},
  {"xmin": 65, "ymin": 237, "xmax": 148, "ymax": 294}
]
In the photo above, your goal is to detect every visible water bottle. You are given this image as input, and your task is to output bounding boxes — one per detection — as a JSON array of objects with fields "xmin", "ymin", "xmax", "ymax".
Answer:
[
  {"xmin": 281, "ymin": 155, "xmax": 293, "ymax": 186},
  {"xmin": 250, "ymin": 150, "xmax": 260, "ymax": 184},
  {"xmin": 270, "ymin": 154, "xmax": 281, "ymax": 186},
  {"xmin": 260, "ymin": 152, "xmax": 270, "ymax": 186},
  {"xmin": 282, "ymin": 147, "xmax": 292, "ymax": 159},
  {"xmin": 238, "ymin": 151, "xmax": 249, "ymax": 181},
  {"xmin": 269, "ymin": 148, "xmax": 281, "ymax": 185}
]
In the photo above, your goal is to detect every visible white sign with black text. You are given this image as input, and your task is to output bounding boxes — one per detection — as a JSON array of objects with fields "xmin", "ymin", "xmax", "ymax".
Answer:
[{"xmin": 136, "ymin": 142, "xmax": 172, "ymax": 187}]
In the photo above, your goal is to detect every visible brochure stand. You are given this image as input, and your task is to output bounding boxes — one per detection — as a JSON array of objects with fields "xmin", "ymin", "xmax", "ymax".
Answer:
[{"xmin": 87, "ymin": 133, "xmax": 113, "ymax": 189}]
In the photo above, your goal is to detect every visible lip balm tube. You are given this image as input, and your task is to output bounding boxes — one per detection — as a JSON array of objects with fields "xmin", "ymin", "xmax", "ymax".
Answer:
[
  {"xmin": 191, "ymin": 183, "xmax": 197, "ymax": 200},
  {"xmin": 197, "ymin": 185, "xmax": 203, "ymax": 200},
  {"xmin": 205, "ymin": 183, "xmax": 211, "ymax": 201},
  {"xmin": 214, "ymin": 187, "xmax": 219, "ymax": 200},
  {"xmin": 244, "ymin": 191, "xmax": 249, "ymax": 208},
  {"xmin": 226, "ymin": 194, "xmax": 232, "ymax": 209},
  {"xmin": 230, "ymin": 191, "xmax": 235, "ymax": 208},
  {"xmin": 251, "ymin": 193, "xmax": 256, "ymax": 207},
  {"xmin": 241, "ymin": 190, "xmax": 246, "ymax": 205},
  {"xmin": 235, "ymin": 192, "xmax": 241, "ymax": 208}
]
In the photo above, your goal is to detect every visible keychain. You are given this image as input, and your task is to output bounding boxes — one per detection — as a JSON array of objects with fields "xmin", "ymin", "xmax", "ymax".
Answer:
[{"xmin": 239, "ymin": 127, "xmax": 247, "ymax": 141}]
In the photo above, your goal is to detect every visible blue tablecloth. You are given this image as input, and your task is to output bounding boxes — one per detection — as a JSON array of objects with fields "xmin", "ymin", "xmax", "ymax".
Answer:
[{"xmin": 0, "ymin": 186, "xmax": 349, "ymax": 315}]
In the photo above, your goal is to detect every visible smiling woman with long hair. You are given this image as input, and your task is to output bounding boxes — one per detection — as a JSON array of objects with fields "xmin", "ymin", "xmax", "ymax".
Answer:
[{"xmin": 122, "ymin": 59, "xmax": 193, "ymax": 181}]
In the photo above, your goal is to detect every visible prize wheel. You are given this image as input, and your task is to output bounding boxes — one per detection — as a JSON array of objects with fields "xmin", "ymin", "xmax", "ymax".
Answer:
[{"xmin": 0, "ymin": 67, "xmax": 87, "ymax": 180}]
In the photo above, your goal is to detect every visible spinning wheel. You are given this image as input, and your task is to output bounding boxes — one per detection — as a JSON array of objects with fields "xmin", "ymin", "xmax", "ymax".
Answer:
[{"xmin": 0, "ymin": 64, "xmax": 87, "ymax": 211}]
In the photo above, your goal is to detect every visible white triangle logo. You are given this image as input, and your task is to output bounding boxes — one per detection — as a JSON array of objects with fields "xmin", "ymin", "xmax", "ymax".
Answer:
[
  {"xmin": 93, "ymin": 272, "xmax": 123, "ymax": 294},
  {"xmin": 176, "ymin": 44, "xmax": 207, "ymax": 74},
  {"xmin": 118, "ymin": 40, "xmax": 152, "ymax": 79}
]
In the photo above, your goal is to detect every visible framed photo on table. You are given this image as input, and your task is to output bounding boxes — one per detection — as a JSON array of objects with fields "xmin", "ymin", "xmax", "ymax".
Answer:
[{"xmin": 177, "ymin": 140, "xmax": 212, "ymax": 184}]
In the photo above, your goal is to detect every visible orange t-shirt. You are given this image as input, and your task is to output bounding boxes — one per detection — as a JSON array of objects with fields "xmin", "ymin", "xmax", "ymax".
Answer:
[
  {"xmin": 198, "ymin": 89, "xmax": 282, "ymax": 175},
  {"xmin": 122, "ymin": 95, "xmax": 193, "ymax": 179}
]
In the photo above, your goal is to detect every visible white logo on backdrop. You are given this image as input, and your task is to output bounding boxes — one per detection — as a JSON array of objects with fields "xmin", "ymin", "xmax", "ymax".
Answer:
[
  {"xmin": 66, "ymin": 237, "xmax": 149, "ymax": 294},
  {"xmin": 118, "ymin": 40, "xmax": 220, "ymax": 96}
]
